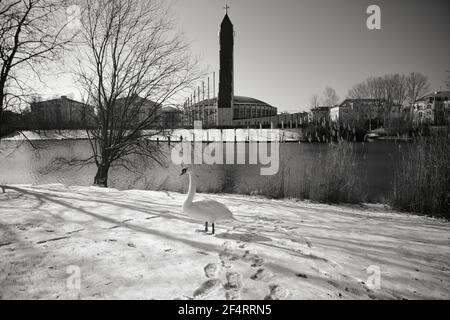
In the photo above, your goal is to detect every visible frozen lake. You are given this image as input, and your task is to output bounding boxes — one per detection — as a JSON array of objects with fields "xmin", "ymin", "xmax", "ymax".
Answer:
[
  {"xmin": 0, "ymin": 140, "xmax": 407, "ymax": 203},
  {"xmin": 0, "ymin": 140, "xmax": 412, "ymax": 202}
]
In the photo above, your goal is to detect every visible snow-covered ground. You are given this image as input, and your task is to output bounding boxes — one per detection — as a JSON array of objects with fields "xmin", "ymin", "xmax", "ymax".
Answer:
[{"xmin": 0, "ymin": 184, "xmax": 449, "ymax": 300}]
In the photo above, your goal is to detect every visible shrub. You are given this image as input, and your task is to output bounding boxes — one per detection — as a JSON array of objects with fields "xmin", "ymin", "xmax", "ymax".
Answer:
[
  {"xmin": 390, "ymin": 132, "xmax": 450, "ymax": 218},
  {"xmin": 303, "ymin": 140, "xmax": 364, "ymax": 203}
]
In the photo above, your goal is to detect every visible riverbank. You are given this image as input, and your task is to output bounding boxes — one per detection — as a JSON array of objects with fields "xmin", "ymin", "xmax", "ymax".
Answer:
[
  {"xmin": 0, "ymin": 184, "xmax": 449, "ymax": 300},
  {"xmin": 1, "ymin": 128, "xmax": 303, "ymax": 142},
  {"xmin": 1, "ymin": 129, "xmax": 424, "ymax": 143}
]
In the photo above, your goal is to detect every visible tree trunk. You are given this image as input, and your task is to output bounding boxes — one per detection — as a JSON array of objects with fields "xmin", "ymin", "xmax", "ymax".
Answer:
[{"xmin": 94, "ymin": 162, "xmax": 110, "ymax": 187}]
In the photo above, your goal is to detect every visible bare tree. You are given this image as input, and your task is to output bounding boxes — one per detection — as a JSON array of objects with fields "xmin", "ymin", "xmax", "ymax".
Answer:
[
  {"xmin": 348, "ymin": 82, "xmax": 368, "ymax": 99},
  {"xmin": 446, "ymin": 70, "xmax": 450, "ymax": 89},
  {"xmin": 391, "ymin": 74, "xmax": 407, "ymax": 106},
  {"xmin": 74, "ymin": 0, "xmax": 200, "ymax": 187},
  {"xmin": 349, "ymin": 74, "xmax": 407, "ymax": 104},
  {"xmin": 366, "ymin": 76, "xmax": 385, "ymax": 100},
  {"xmin": 309, "ymin": 94, "xmax": 319, "ymax": 109},
  {"xmin": 348, "ymin": 73, "xmax": 425, "ymax": 128},
  {"xmin": 406, "ymin": 72, "xmax": 430, "ymax": 105},
  {"xmin": 322, "ymin": 86, "xmax": 339, "ymax": 106},
  {"xmin": 0, "ymin": 0, "xmax": 72, "ymax": 139}
]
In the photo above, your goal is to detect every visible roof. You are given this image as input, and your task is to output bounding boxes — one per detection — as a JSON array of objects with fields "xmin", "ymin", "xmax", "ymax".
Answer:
[
  {"xmin": 189, "ymin": 95, "xmax": 274, "ymax": 108},
  {"xmin": 32, "ymin": 96, "xmax": 85, "ymax": 106},
  {"xmin": 339, "ymin": 99, "xmax": 386, "ymax": 108},
  {"xmin": 417, "ymin": 90, "xmax": 450, "ymax": 101},
  {"xmin": 311, "ymin": 106, "xmax": 332, "ymax": 111},
  {"xmin": 221, "ymin": 13, "xmax": 233, "ymax": 27},
  {"xmin": 162, "ymin": 106, "xmax": 182, "ymax": 113},
  {"xmin": 233, "ymin": 96, "xmax": 273, "ymax": 106}
]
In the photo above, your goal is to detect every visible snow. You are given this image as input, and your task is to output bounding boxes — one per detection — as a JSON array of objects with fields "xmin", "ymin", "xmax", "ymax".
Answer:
[
  {"xmin": 2, "ymin": 130, "xmax": 90, "ymax": 141},
  {"xmin": 2, "ymin": 128, "xmax": 303, "ymax": 142},
  {"xmin": 0, "ymin": 184, "xmax": 449, "ymax": 300}
]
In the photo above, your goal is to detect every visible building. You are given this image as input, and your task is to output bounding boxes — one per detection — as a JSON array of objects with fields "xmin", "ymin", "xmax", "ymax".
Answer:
[
  {"xmin": 183, "ymin": 96, "xmax": 277, "ymax": 128},
  {"xmin": 330, "ymin": 106, "xmax": 340, "ymax": 122},
  {"xmin": 332, "ymin": 99, "xmax": 386, "ymax": 130},
  {"xmin": 116, "ymin": 95, "xmax": 160, "ymax": 128},
  {"xmin": 116, "ymin": 96, "xmax": 184, "ymax": 129},
  {"xmin": 276, "ymin": 112, "xmax": 310, "ymax": 129},
  {"xmin": 30, "ymin": 95, "xmax": 183, "ymax": 130},
  {"xmin": 160, "ymin": 106, "xmax": 183, "ymax": 128},
  {"xmin": 389, "ymin": 104, "xmax": 411, "ymax": 121},
  {"xmin": 235, "ymin": 109, "xmax": 309, "ymax": 129},
  {"xmin": 182, "ymin": 8, "xmax": 306, "ymax": 129},
  {"xmin": 311, "ymin": 106, "xmax": 332, "ymax": 123},
  {"xmin": 412, "ymin": 91, "xmax": 450, "ymax": 126},
  {"xmin": 30, "ymin": 96, "xmax": 95, "ymax": 129},
  {"xmin": 0, "ymin": 110, "xmax": 23, "ymax": 136}
]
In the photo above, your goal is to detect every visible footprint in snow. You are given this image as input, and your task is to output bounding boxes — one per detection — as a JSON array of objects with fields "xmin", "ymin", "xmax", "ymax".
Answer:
[
  {"xmin": 251, "ymin": 268, "xmax": 274, "ymax": 281},
  {"xmin": 225, "ymin": 289, "xmax": 241, "ymax": 300},
  {"xmin": 225, "ymin": 272, "xmax": 243, "ymax": 290},
  {"xmin": 241, "ymin": 250, "xmax": 265, "ymax": 267},
  {"xmin": 219, "ymin": 243, "xmax": 240, "ymax": 268},
  {"xmin": 304, "ymin": 237, "xmax": 313, "ymax": 248},
  {"xmin": 192, "ymin": 279, "xmax": 222, "ymax": 299},
  {"xmin": 204, "ymin": 263, "xmax": 219, "ymax": 278},
  {"xmin": 264, "ymin": 284, "xmax": 289, "ymax": 300},
  {"xmin": 251, "ymin": 255, "xmax": 264, "ymax": 267},
  {"xmin": 224, "ymin": 271, "xmax": 243, "ymax": 300},
  {"xmin": 219, "ymin": 250, "xmax": 234, "ymax": 268}
]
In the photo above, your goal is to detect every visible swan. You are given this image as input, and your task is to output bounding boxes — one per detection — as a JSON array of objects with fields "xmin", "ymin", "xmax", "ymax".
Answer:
[{"xmin": 180, "ymin": 167, "xmax": 235, "ymax": 234}]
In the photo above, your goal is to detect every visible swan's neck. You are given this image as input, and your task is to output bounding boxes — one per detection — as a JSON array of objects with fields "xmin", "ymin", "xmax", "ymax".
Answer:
[{"xmin": 183, "ymin": 172, "xmax": 196, "ymax": 208}]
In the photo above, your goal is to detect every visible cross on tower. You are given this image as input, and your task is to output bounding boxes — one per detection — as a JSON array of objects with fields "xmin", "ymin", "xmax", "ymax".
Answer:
[{"xmin": 223, "ymin": 4, "xmax": 230, "ymax": 14}]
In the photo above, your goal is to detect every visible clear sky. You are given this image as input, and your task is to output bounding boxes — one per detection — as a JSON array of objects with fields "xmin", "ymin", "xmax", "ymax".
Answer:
[
  {"xmin": 41, "ymin": 0, "xmax": 450, "ymax": 113},
  {"xmin": 172, "ymin": 0, "xmax": 449, "ymax": 112}
]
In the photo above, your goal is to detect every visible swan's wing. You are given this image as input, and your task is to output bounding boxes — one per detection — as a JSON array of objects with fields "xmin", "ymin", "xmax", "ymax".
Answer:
[{"xmin": 191, "ymin": 200, "xmax": 235, "ymax": 221}]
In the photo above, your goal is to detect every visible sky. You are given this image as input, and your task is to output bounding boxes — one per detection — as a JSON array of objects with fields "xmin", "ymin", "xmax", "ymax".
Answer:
[{"xmin": 40, "ymin": 0, "xmax": 450, "ymax": 113}]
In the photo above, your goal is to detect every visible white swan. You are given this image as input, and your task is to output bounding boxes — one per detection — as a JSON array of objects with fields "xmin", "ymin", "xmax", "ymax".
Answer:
[{"xmin": 180, "ymin": 167, "xmax": 235, "ymax": 234}]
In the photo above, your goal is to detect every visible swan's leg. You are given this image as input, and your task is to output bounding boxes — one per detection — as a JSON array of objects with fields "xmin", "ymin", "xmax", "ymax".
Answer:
[
  {"xmin": 205, "ymin": 221, "xmax": 208, "ymax": 232},
  {"xmin": 212, "ymin": 223, "xmax": 215, "ymax": 235}
]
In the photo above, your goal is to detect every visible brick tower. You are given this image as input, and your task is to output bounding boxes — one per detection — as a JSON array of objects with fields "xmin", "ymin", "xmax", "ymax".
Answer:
[{"xmin": 217, "ymin": 6, "xmax": 234, "ymax": 127}]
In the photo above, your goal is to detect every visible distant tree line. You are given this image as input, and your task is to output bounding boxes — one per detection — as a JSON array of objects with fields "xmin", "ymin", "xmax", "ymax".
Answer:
[
  {"xmin": 304, "ymin": 72, "xmax": 433, "ymax": 142},
  {"xmin": 310, "ymin": 86, "xmax": 340, "ymax": 108},
  {"xmin": 347, "ymin": 72, "xmax": 429, "ymax": 106}
]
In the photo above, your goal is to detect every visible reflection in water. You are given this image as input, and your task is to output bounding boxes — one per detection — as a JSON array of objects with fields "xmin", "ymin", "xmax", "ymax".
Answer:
[{"xmin": 0, "ymin": 140, "xmax": 404, "ymax": 202}]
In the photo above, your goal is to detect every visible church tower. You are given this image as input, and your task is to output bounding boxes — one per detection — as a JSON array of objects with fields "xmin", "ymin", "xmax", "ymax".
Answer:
[{"xmin": 217, "ymin": 6, "xmax": 234, "ymax": 127}]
